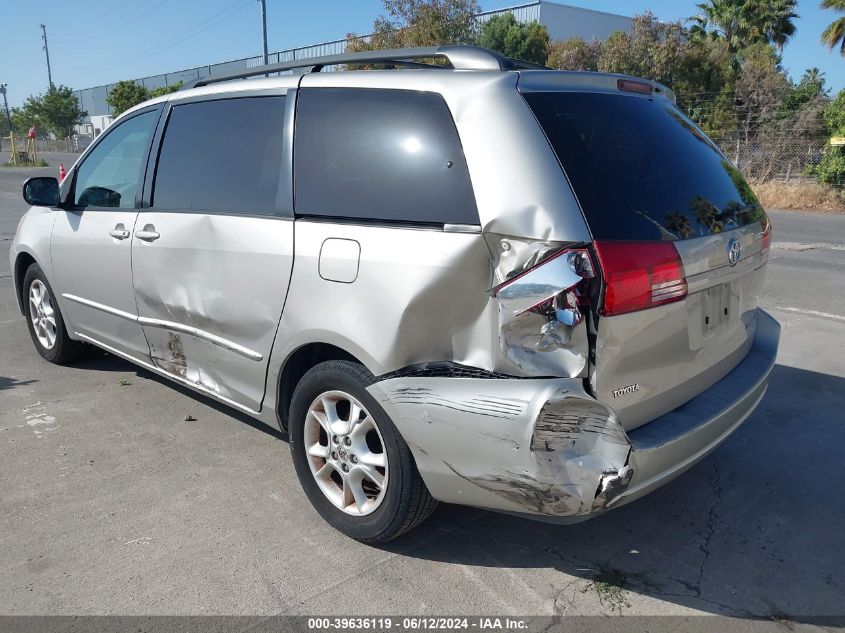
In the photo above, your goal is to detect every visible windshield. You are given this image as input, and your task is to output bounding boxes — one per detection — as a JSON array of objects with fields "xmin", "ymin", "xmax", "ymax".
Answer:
[{"xmin": 523, "ymin": 91, "xmax": 766, "ymax": 241}]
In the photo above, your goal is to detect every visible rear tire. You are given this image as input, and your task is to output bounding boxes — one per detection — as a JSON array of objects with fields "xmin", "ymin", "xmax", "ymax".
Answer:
[
  {"xmin": 22, "ymin": 263, "xmax": 87, "ymax": 364},
  {"xmin": 289, "ymin": 360, "xmax": 437, "ymax": 543}
]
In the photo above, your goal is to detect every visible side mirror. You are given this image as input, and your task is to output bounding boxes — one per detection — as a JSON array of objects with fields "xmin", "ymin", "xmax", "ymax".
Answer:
[{"xmin": 22, "ymin": 177, "xmax": 60, "ymax": 207}]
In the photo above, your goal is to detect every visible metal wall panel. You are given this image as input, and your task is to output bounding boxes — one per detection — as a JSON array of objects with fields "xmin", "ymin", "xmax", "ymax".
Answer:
[
  {"xmin": 538, "ymin": 2, "xmax": 631, "ymax": 41},
  {"xmin": 475, "ymin": 2, "xmax": 541, "ymax": 26}
]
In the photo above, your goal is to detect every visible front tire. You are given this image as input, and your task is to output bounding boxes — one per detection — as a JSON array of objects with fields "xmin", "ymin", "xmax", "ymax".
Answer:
[
  {"xmin": 289, "ymin": 360, "xmax": 437, "ymax": 543},
  {"xmin": 22, "ymin": 263, "xmax": 87, "ymax": 364}
]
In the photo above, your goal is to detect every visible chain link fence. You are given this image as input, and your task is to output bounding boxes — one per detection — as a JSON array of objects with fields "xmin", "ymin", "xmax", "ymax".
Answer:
[
  {"xmin": 1, "ymin": 136, "xmax": 78, "ymax": 155},
  {"xmin": 712, "ymin": 133, "xmax": 832, "ymax": 185}
]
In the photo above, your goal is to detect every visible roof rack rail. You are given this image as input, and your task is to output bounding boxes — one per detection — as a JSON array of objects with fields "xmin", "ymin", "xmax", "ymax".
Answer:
[{"xmin": 181, "ymin": 45, "xmax": 548, "ymax": 90}]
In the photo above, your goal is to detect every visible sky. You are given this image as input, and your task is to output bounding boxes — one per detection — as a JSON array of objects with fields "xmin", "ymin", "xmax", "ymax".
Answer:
[{"xmin": 2, "ymin": 0, "xmax": 843, "ymax": 108}]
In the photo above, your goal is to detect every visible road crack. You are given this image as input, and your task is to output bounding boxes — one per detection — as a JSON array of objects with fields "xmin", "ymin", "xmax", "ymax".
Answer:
[{"xmin": 694, "ymin": 458, "xmax": 722, "ymax": 598}]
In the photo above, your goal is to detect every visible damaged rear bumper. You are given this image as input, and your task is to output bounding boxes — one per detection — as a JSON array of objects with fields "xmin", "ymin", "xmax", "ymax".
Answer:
[{"xmin": 365, "ymin": 309, "xmax": 779, "ymax": 521}]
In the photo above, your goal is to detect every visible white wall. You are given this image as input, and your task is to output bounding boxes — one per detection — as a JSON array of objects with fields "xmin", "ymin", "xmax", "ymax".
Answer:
[
  {"xmin": 74, "ymin": 114, "xmax": 113, "ymax": 139},
  {"xmin": 539, "ymin": 1, "xmax": 632, "ymax": 41}
]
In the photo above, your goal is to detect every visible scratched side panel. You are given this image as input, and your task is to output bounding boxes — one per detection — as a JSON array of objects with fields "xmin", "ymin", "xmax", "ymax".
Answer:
[{"xmin": 132, "ymin": 212, "xmax": 293, "ymax": 410}]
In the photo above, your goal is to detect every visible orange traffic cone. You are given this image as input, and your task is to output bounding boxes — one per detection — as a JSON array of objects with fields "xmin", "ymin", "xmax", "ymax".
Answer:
[{"xmin": 58, "ymin": 163, "xmax": 66, "ymax": 181}]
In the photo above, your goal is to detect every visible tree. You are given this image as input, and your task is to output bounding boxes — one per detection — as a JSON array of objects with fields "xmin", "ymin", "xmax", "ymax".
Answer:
[
  {"xmin": 10, "ymin": 107, "xmax": 30, "ymax": 135},
  {"xmin": 810, "ymin": 89, "xmax": 845, "ymax": 186},
  {"xmin": 149, "ymin": 82, "xmax": 182, "ymax": 98},
  {"xmin": 476, "ymin": 13, "xmax": 550, "ymax": 65},
  {"xmin": 689, "ymin": 0, "xmax": 798, "ymax": 52},
  {"xmin": 18, "ymin": 85, "xmax": 86, "ymax": 138},
  {"xmin": 597, "ymin": 13, "xmax": 688, "ymax": 86},
  {"xmin": 732, "ymin": 42, "xmax": 791, "ymax": 141},
  {"xmin": 689, "ymin": 0, "xmax": 755, "ymax": 51},
  {"xmin": 820, "ymin": 0, "xmax": 845, "ymax": 56},
  {"xmin": 546, "ymin": 37, "xmax": 601, "ymax": 71},
  {"xmin": 822, "ymin": 88, "xmax": 845, "ymax": 135},
  {"xmin": 779, "ymin": 68, "xmax": 828, "ymax": 119},
  {"xmin": 673, "ymin": 37, "xmax": 735, "ymax": 134},
  {"xmin": 106, "ymin": 80, "xmax": 149, "ymax": 115},
  {"xmin": 347, "ymin": 0, "xmax": 480, "ymax": 53},
  {"xmin": 0, "ymin": 107, "xmax": 26, "ymax": 136},
  {"xmin": 753, "ymin": 0, "xmax": 799, "ymax": 49}
]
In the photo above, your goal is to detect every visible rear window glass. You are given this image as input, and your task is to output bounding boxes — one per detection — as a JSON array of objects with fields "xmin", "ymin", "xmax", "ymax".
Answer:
[
  {"xmin": 294, "ymin": 88, "xmax": 478, "ymax": 226},
  {"xmin": 524, "ymin": 92, "xmax": 765, "ymax": 241}
]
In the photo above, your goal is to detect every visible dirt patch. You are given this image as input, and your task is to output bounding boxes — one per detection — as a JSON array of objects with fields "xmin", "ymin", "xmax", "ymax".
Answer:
[{"xmin": 751, "ymin": 180, "xmax": 845, "ymax": 212}]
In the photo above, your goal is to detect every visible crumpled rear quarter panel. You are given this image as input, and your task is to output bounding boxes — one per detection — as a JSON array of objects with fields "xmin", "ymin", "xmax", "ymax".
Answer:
[{"xmin": 366, "ymin": 376, "xmax": 631, "ymax": 517}]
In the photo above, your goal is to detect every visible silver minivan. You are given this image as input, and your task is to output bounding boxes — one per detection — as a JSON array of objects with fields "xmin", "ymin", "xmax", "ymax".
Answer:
[{"xmin": 11, "ymin": 46, "xmax": 779, "ymax": 542}]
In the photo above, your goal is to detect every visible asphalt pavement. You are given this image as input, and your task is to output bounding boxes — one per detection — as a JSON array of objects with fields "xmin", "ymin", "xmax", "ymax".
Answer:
[{"xmin": 1, "ymin": 156, "xmax": 843, "ymax": 618}]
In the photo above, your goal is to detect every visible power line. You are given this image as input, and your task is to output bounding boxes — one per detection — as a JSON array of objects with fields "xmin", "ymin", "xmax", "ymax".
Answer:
[{"xmin": 78, "ymin": 0, "xmax": 253, "ymax": 73}]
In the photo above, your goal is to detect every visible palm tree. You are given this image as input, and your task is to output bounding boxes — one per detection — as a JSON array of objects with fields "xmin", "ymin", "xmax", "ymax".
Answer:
[
  {"xmin": 821, "ymin": 0, "xmax": 845, "ymax": 56},
  {"xmin": 690, "ymin": 0, "xmax": 754, "ymax": 52},
  {"xmin": 759, "ymin": 0, "xmax": 799, "ymax": 49},
  {"xmin": 689, "ymin": 0, "xmax": 798, "ymax": 51},
  {"xmin": 802, "ymin": 67, "xmax": 825, "ymax": 85}
]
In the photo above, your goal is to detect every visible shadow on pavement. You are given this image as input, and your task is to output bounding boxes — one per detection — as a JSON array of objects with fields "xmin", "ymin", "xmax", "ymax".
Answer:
[{"xmin": 0, "ymin": 375, "xmax": 37, "ymax": 391}]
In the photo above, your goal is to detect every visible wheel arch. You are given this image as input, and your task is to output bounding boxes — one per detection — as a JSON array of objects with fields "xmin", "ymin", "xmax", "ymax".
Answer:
[
  {"xmin": 13, "ymin": 251, "xmax": 39, "ymax": 316},
  {"xmin": 276, "ymin": 342, "xmax": 362, "ymax": 431}
]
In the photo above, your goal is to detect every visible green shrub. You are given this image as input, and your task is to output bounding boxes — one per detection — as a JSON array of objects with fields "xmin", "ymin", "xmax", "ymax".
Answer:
[{"xmin": 811, "ymin": 146, "xmax": 845, "ymax": 187}]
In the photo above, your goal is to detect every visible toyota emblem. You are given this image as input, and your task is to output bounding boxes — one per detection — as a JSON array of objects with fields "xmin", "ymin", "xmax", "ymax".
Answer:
[{"xmin": 727, "ymin": 239, "xmax": 741, "ymax": 266}]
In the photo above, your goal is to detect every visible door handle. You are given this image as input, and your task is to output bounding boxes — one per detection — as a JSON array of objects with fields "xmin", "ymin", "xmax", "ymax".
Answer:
[
  {"xmin": 108, "ymin": 224, "xmax": 130, "ymax": 240},
  {"xmin": 135, "ymin": 224, "xmax": 160, "ymax": 242}
]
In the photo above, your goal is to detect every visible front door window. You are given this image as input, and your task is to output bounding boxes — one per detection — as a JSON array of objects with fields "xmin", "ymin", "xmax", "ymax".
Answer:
[{"xmin": 73, "ymin": 110, "xmax": 158, "ymax": 209}]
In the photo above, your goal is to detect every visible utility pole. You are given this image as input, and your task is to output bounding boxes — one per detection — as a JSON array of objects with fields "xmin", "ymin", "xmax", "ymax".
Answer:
[
  {"xmin": 40, "ymin": 24, "xmax": 54, "ymax": 89},
  {"xmin": 259, "ymin": 0, "xmax": 269, "ymax": 66},
  {"xmin": 0, "ymin": 84, "xmax": 12, "ymax": 132}
]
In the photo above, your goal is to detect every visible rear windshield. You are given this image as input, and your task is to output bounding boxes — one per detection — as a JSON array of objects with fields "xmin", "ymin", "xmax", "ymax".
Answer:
[{"xmin": 524, "ymin": 92, "xmax": 765, "ymax": 241}]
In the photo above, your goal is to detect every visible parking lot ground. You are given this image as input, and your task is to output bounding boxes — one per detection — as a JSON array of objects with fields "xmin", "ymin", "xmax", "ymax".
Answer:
[{"xmin": 1, "ymin": 160, "xmax": 844, "ymax": 618}]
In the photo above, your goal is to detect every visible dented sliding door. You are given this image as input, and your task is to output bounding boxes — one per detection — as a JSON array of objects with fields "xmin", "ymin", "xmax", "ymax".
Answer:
[
  {"xmin": 131, "ymin": 213, "xmax": 293, "ymax": 410},
  {"xmin": 131, "ymin": 91, "xmax": 294, "ymax": 411}
]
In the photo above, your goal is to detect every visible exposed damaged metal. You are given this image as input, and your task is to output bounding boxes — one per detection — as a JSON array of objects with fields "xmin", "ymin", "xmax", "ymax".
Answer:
[
  {"xmin": 490, "ymin": 240, "xmax": 595, "ymax": 378},
  {"xmin": 484, "ymin": 233, "xmax": 565, "ymax": 286},
  {"xmin": 443, "ymin": 461, "xmax": 586, "ymax": 516},
  {"xmin": 160, "ymin": 331, "xmax": 187, "ymax": 378},
  {"xmin": 592, "ymin": 466, "xmax": 634, "ymax": 510},
  {"xmin": 530, "ymin": 394, "xmax": 627, "ymax": 452}
]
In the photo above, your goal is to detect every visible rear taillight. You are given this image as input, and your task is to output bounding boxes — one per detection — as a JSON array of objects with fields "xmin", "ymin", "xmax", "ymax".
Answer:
[
  {"xmin": 593, "ymin": 241, "xmax": 688, "ymax": 317},
  {"xmin": 760, "ymin": 219, "xmax": 772, "ymax": 257}
]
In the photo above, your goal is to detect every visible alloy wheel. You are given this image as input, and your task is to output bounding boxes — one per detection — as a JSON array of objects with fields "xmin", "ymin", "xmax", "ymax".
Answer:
[
  {"xmin": 28, "ymin": 279, "xmax": 57, "ymax": 350},
  {"xmin": 303, "ymin": 390, "xmax": 389, "ymax": 516}
]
